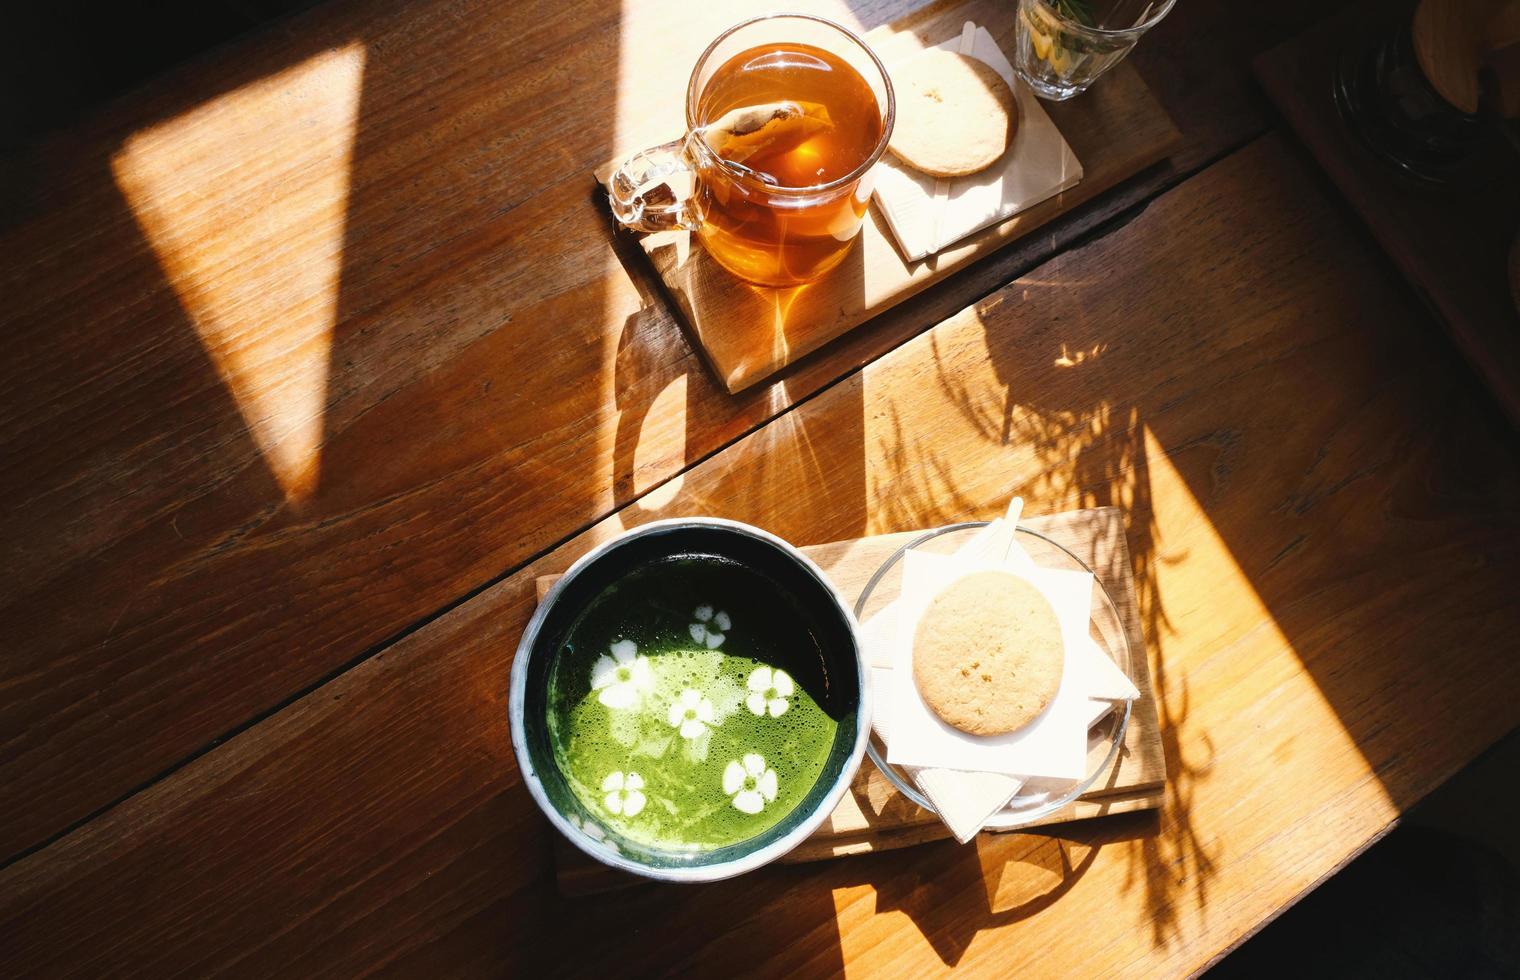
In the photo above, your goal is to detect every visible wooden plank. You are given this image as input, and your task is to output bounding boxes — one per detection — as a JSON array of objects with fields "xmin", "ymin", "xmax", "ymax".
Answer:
[
  {"xmin": 542, "ymin": 507, "xmax": 1166, "ymax": 895},
  {"xmin": 1255, "ymin": 2, "xmax": 1520, "ymax": 427},
  {"xmin": 0, "ymin": 0, "xmax": 1352, "ymax": 866},
  {"xmin": 0, "ymin": 0, "xmax": 935, "ymax": 865},
  {"xmin": 600, "ymin": 0, "xmax": 1181, "ymax": 393},
  {"xmin": 791, "ymin": 788, "xmax": 1167, "ymax": 858},
  {"xmin": 3, "ymin": 136, "xmax": 1519, "ymax": 976}
]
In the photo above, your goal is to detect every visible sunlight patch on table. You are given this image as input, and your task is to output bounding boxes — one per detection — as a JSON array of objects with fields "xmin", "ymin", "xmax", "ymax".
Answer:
[
  {"xmin": 630, "ymin": 373, "xmax": 688, "ymax": 510},
  {"xmin": 111, "ymin": 44, "xmax": 366, "ymax": 504},
  {"xmin": 859, "ymin": 303, "xmax": 1051, "ymax": 532},
  {"xmin": 858, "ymin": 294, "xmax": 1396, "ymax": 790},
  {"xmin": 1115, "ymin": 425, "xmax": 1397, "ymax": 949}
]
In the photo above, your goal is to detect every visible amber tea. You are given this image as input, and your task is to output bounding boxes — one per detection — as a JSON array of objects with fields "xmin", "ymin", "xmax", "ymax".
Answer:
[
  {"xmin": 694, "ymin": 42, "xmax": 885, "ymax": 286},
  {"xmin": 607, "ymin": 17, "xmax": 894, "ymax": 289}
]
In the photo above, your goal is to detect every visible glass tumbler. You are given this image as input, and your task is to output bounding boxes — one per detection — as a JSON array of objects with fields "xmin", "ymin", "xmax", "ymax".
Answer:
[{"xmin": 1015, "ymin": 0, "xmax": 1176, "ymax": 100}]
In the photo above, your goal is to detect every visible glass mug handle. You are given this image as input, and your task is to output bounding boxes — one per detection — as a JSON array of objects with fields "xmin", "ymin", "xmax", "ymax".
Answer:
[{"xmin": 607, "ymin": 136, "xmax": 706, "ymax": 233}]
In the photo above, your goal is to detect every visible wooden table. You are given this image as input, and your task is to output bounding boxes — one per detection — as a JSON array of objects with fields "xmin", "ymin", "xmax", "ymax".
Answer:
[{"xmin": 2, "ymin": 0, "xmax": 1517, "ymax": 975}]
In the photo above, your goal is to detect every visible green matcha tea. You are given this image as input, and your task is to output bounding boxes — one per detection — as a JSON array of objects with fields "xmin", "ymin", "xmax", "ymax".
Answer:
[{"xmin": 546, "ymin": 554, "xmax": 842, "ymax": 851}]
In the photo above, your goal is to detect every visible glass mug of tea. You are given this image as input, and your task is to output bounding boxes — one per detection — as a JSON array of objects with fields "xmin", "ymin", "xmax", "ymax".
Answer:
[{"xmin": 608, "ymin": 14, "xmax": 895, "ymax": 288}]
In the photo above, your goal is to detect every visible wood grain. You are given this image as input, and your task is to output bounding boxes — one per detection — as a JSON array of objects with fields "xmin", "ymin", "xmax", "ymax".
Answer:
[
  {"xmin": 601, "ymin": 1, "xmax": 1181, "ymax": 393},
  {"xmin": 0, "ymin": 0, "xmax": 1355, "ymax": 869},
  {"xmin": 0, "ymin": 0, "xmax": 937, "ymax": 865},
  {"xmin": 542, "ymin": 508, "xmax": 1167, "ymax": 895},
  {"xmin": 1256, "ymin": 4, "xmax": 1520, "ymax": 427},
  {"xmin": 552, "ymin": 781, "xmax": 1167, "ymax": 898},
  {"xmin": 3, "ymin": 136, "xmax": 1517, "ymax": 976}
]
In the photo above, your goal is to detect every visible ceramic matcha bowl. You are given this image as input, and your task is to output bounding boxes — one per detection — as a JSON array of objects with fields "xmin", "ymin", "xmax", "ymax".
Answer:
[{"xmin": 509, "ymin": 518, "xmax": 870, "ymax": 882}]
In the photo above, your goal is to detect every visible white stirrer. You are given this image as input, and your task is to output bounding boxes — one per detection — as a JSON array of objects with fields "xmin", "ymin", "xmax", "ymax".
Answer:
[{"xmin": 987, "ymin": 494, "xmax": 1025, "ymax": 563}]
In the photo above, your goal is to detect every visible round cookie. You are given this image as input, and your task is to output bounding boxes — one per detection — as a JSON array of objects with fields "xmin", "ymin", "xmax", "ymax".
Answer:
[
  {"xmin": 912, "ymin": 571, "xmax": 1064, "ymax": 736},
  {"xmin": 888, "ymin": 50, "xmax": 1018, "ymax": 177}
]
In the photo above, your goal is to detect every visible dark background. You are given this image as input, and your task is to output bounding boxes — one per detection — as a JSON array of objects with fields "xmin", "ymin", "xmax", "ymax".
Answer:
[{"xmin": 0, "ymin": 1, "xmax": 320, "ymax": 142}]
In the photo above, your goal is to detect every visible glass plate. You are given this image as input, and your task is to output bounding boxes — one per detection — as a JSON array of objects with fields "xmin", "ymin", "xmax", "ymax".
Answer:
[{"xmin": 856, "ymin": 522, "xmax": 1133, "ymax": 830}]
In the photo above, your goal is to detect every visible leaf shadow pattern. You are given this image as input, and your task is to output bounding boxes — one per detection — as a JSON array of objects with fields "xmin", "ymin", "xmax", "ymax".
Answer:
[
  {"xmin": 528, "ymin": 814, "xmax": 1147, "ymax": 975},
  {"xmin": 869, "ymin": 398, "xmax": 989, "ymax": 532},
  {"xmin": 874, "ymin": 288, "xmax": 1225, "ymax": 949}
]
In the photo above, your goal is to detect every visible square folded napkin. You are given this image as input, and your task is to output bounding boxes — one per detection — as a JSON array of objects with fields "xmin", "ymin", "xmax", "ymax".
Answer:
[
  {"xmin": 888, "ymin": 553, "xmax": 1098, "ymax": 778},
  {"xmin": 865, "ymin": 515, "xmax": 1137, "ymax": 842},
  {"xmin": 872, "ymin": 23, "xmax": 1084, "ymax": 263}
]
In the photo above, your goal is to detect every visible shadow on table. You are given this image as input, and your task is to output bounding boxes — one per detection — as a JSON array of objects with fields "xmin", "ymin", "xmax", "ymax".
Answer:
[
  {"xmin": 15, "ymin": 1, "xmax": 1520, "ymax": 975},
  {"xmin": 843, "ymin": 300, "xmax": 1217, "ymax": 948},
  {"xmin": 605, "ymin": 221, "xmax": 876, "ymax": 547},
  {"xmin": 829, "ymin": 813, "xmax": 1149, "ymax": 966},
  {"xmin": 1, "ymin": 0, "xmax": 638, "ymax": 865},
  {"xmin": 916, "ymin": 139, "xmax": 1520, "ymax": 950},
  {"xmin": 596, "ymin": 237, "xmax": 1208, "ymax": 965},
  {"xmin": 510, "ymin": 809, "xmax": 1154, "ymax": 975},
  {"xmin": 445, "ymin": 8, "xmax": 1517, "ymax": 977},
  {"xmin": 938, "ymin": 315, "xmax": 1219, "ymax": 949},
  {"xmin": 605, "ymin": 159, "xmax": 877, "ymax": 541}
]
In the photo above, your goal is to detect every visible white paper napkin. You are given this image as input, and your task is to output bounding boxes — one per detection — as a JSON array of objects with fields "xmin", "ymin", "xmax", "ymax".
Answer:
[
  {"xmin": 864, "ymin": 603, "xmax": 1025, "ymax": 841},
  {"xmin": 864, "ymin": 513, "xmax": 1137, "ymax": 841},
  {"xmin": 943, "ymin": 520, "xmax": 1139, "ymax": 706},
  {"xmin": 887, "ymin": 551, "xmax": 1094, "ymax": 778},
  {"xmin": 872, "ymin": 24, "xmax": 1084, "ymax": 262}
]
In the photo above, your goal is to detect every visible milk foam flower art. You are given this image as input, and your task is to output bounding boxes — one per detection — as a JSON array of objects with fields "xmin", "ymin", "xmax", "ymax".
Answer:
[
  {"xmin": 600, "ymin": 771, "xmax": 646, "ymax": 817},
  {"xmin": 688, "ymin": 605, "xmax": 731, "ymax": 648},
  {"xmin": 668, "ymin": 688, "xmax": 717, "ymax": 739},
  {"xmin": 723, "ymin": 753, "xmax": 779, "ymax": 814},
  {"xmin": 746, "ymin": 665, "xmax": 794, "ymax": 717},
  {"xmin": 591, "ymin": 639, "xmax": 653, "ymax": 709}
]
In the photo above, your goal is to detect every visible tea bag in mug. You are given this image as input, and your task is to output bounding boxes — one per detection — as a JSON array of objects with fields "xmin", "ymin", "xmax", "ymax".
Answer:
[{"xmin": 702, "ymin": 101, "xmax": 835, "ymax": 166}]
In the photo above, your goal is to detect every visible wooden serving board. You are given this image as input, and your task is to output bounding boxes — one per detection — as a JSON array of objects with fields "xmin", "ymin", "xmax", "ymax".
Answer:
[
  {"xmin": 535, "ymin": 507, "xmax": 1165, "ymax": 895},
  {"xmin": 594, "ymin": 0, "xmax": 1181, "ymax": 394}
]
